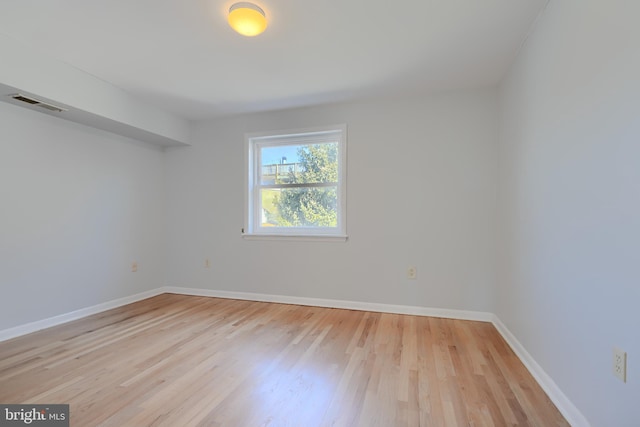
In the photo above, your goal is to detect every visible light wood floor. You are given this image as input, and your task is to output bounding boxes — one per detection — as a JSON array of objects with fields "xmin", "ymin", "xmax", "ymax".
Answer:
[{"xmin": 0, "ymin": 294, "xmax": 568, "ymax": 426}]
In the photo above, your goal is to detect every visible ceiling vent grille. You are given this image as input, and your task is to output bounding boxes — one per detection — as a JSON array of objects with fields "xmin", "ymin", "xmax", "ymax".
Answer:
[{"xmin": 10, "ymin": 93, "xmax": 67, "ymax": 112}]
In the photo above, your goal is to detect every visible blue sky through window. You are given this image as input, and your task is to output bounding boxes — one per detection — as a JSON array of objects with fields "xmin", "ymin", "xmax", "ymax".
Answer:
[{"xmin": 261, "ymin": 145, "xmax": 300, "ymax": 166}]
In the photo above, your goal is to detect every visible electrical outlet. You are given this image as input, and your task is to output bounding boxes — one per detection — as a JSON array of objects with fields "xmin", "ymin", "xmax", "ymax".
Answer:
[
  {"xmin": 131, "ymin": 262, "xmax": 138, "ymax": 273},
  {"xmin": 205, "ymin": 258, "xmax": 211, "ymax": 268},
  {"xmin": 407, "ymin": 266, "xmax": 417, "ymax": 280},
  {"xmin": 613, "ymin": 347, "xmax": 627, "ymax": 382}
]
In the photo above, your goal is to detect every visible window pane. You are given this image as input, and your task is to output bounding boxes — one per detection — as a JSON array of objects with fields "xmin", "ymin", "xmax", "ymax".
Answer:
[
  {"xmin": 260, "ymin": 186, "xmax": 338, "ymax": 228},
  {"xmin": 246, "ymin": 125, "xmax": 346, "ymax": 238},
  {"xmin": 260, "ymin": 143, "xmax": 338, "ymax": 185}
]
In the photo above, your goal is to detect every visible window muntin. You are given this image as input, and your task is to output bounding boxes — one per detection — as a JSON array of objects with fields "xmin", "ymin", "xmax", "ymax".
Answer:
[{"xmin": 245, "ymin": 126, "xmax": 346, "ymax": 238}]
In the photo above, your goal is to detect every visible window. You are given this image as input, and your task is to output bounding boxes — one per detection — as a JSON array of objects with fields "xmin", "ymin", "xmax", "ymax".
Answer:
[{"xmin": 244, "ymin": 125, "xmax": 347, "ymax": 240}]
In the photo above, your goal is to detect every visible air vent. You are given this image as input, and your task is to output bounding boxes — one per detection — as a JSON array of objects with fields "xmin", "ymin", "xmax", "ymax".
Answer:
[
  {"xmin": 12, "ymin": 94, "xmax": 39, "ymax": 105},
  {"xmin": 37, "ymin": 103, "xmax": 66, "ymax": 112},
  {"xmin": 10, "ymin": 93, "xmax": 67, "ymax": 113}
]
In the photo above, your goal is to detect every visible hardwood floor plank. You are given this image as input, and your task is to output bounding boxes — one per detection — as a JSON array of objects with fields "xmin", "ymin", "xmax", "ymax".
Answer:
[{"xmin": 0, "ymin": 294, "xmax": 569, "ymax": 426}]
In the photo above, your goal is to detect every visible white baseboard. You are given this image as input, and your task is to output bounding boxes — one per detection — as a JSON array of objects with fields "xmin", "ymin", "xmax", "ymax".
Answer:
[
  {"xmin": 0, "ymin": 285, "xmax": 588, "ymax": 426},
  {"xmin": 161, "ymin": 286, "xmax": 494, "ymax": 322},
  {"xmin": 491, "ymin": 315, "xmax": 590, "ymax": 427},
  {"xmin": 0, "ymin": 288, "xmax": 165, "ymax": 342}
]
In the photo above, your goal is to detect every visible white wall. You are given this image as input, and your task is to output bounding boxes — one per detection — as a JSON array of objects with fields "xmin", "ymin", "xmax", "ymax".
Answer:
[
  {"xmin": 0, "ymin": 102, "xmax": 166, "ymax": 330},
  {"xmin": 497, "ymin": 1, "xmax": 640, "ymax": 425},
  {"xmin": 165, "ymin": 91, "xmax": 498, "ymax": 312},
  {"xmin": 0, "ymin": 33, "xmax": 191, "ymax": 146}
]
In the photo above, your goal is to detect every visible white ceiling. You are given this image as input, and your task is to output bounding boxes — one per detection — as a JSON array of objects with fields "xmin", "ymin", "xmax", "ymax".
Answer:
[{"xmin": 0, "ymin": 0, "xmax": 548, "ymax": 120}]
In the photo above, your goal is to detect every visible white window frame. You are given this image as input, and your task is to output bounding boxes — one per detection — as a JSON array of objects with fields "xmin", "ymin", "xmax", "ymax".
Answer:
[{"xmin": 243, "ymin": 124, "xmax": 347, "ymax": 241}]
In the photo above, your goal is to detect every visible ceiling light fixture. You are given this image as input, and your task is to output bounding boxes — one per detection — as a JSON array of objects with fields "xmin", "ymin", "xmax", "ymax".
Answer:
[{"xmin": 228, "ymin": 2, "xmax": 267, "ymax": 37}]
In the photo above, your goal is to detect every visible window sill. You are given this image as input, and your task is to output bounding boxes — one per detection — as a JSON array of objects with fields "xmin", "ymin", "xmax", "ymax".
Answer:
[{"xmin": 242, "ymin": 233, "xmax": 348, "ymax": 242}]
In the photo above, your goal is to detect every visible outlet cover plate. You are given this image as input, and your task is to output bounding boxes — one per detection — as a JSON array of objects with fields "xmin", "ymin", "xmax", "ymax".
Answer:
[{"xmin": 613, "ymin": 347, "xmax": 627, "ymax": 382}]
